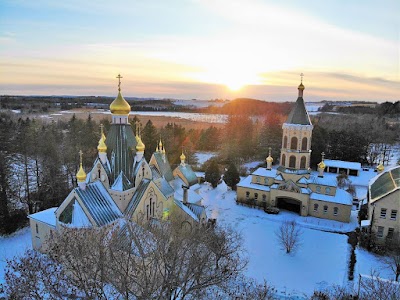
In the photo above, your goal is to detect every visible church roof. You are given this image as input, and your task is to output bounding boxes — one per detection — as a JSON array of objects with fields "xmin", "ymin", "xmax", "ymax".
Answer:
[
  {"xmin": 75, "ymin": 181, "xmax": 122, "ymax": 226},
  {"xmin": 310, "ymin": 189, "xmax": 352, "ymax": 205},
  {"xmin": 252, "ymin": 168, "xmax": 277, "ymax": 178},
  {"xmin": 176, "ymin": 164, "xmax": 198, "ymax": 186},
  {"xmin": 186, "ymin": 203, "xmax": 206, "ymax": 220},
  {"xmin": 150, "ymin": 165, "xmax": 162, "ymax": 179},
  {"xmin": 125, "ymin": 179, "xmax": 151, "ymax": 218},
  {"xmin": 152, "ymin": 152, "xmax": 174, "ymax": 182},
  {"xmin": 173, "ymin": 198, "xmax": 200, "ymax": 222},
  {"xmin": 111, "ymin": 171, "xmax": 132, "ymax": 191},
  {"xmin": 285, "ymin": 97, "xmax": 312, "ymax": 125},
  {"xmin": 105, "ymin": 124, "xmax": 137, "ymax": 182},
  {"xmin": 307, "ymin": 175, "xmax": 337, "ymax": 187},
  {"xmin": 157, "ymin": 178, "xmax": 175, "ymax": 198},
  {"xmin": 237, "ymin": 175, "xmax": 271, "ymax": 192},
  {"xmin": 28, "ymin": 207, "xmax": 57, "ymax": 228}
]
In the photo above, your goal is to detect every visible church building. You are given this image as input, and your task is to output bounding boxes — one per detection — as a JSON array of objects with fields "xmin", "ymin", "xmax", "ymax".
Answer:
[
  {"xmin": 237, "ymin": 79, "xmax": 353, "ymax": 223},
  {"xmin": 28, "ymin": 75, "xmax": 207, "ymax": 251}
]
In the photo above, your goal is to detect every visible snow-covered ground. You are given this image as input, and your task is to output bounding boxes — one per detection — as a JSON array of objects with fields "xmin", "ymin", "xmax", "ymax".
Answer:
[
  {"xmin": 200, "ymin": 182, "xmax": 393, "ymax": 298},
  {"xmin": 0, "ymin": 181, "xmax": 394, "ymax": 297},
  {"xmin": 194, "ymin": 152, "xmax": 217, "ymax": 166}
]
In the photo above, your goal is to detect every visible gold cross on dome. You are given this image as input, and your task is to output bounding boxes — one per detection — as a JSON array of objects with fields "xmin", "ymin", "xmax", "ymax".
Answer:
[
  {"xmin": 116, "ymin": 74, "xmax": 123, "ymax": 91},
  {"xmin": 300, "ymin": 73, "xmax": 304, "ymax": 83}
]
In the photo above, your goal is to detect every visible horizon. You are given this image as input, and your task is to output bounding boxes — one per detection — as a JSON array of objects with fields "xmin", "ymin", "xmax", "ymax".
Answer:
[{"xmin": 1, "ymin": 0, "xmax": 399, "ymax": 102}]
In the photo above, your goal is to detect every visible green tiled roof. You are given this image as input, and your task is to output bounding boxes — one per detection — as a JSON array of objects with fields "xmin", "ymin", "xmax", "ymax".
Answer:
[
  {"xmin": 75, "ymin": 181, "xmax": 122, "ymax": 226},
  {"xmin": 106, "ymin": 124, "xmax": 137, "ymax": 182},
  {"xmin": 286, "ymin": 97, "xmax": 312, "ymax": 125},
  {"xmin": 370, "ymin": 166, "xmax": 400, "ymax": 201},
  {"xmin": 153, "ymin": 152, "xmax": 174, "ymax": 182},
  {"xmin": 177, "ymin": 164, "xmax": 198, "ymax": 186},
  {"xmin": 125, "ymin": 179, "xmax": 151, "ymax": 218}
]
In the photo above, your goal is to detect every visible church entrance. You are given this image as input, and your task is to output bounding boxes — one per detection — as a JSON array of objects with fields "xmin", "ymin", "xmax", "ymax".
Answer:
[{"xmin": 276, "ymin": 197, "xmax": 301, "ymax": 214}]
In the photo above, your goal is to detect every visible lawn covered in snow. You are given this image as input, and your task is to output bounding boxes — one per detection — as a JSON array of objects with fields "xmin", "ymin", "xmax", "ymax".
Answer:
[{"xmin": 200, "ymin": 182, "xmax": 393, "ymax": 298}]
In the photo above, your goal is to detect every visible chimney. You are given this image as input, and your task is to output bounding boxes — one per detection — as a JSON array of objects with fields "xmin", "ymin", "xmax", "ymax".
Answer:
[{"xmin": 182, "ymin": 185, "xmax": 189, "ymax": 204}]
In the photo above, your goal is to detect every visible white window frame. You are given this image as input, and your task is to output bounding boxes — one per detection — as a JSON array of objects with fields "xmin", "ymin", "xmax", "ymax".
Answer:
[
  {"xmin": 333, "ymin": 207, "xmax": 338, "ymax": 216},
  {"xmin": 323, "ymin": 205, "xmax": 328, "ymax": 214}
]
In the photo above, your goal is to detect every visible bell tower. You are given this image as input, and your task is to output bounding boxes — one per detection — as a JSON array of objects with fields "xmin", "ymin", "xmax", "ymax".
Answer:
[{"xmin": 280, "ymin": 74, "xmax": 313, "ymax": 171}]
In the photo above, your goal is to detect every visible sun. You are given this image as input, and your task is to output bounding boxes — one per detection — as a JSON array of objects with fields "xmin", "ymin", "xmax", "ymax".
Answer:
[{"xmin": 225, "ymin": 80, "xmax": 244, "ymax": 91}]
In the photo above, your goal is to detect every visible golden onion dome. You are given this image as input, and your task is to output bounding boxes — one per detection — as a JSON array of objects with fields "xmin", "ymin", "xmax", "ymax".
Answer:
[
  {"xmin": 377, "ymin": 163, "xmax": 384, "ymax": 172},
  {"xmin": 76, "ymin": 164, "xmax": 87, "ymax": 182},
  {"xmin": 318, "ymin": 161, "xmax": 326, "ymax": 169},
  {"xmin": 136, "ymin": 136, "xmax": 145, "ymax": 152},
  {"xmin": 110, "ymin": 91, "xmax": 131, "ymax": 115},
  {"xmin": 298, "ymin": 83, "xmax": 305, "ymax": 91},
  {"xmin": 266, "ymin": 155, "xmax": 273, "ymax": 163},
  {"xmin": 180, "ymin": 152, "xmax": 186, "ymax": 161},
  {"xmin": 162, "ymin": 147, "xmax": 166, "ymax": 154},
  {"xmin": 97, "ymin": 137, "xmax": 107, "ymax": 153}
]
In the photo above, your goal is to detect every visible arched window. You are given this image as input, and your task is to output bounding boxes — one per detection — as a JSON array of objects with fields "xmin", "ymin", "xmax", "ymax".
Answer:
[
  {"xmin": 316, "ymin": 186, "xmax": 321, "ymax": 193},
  {"xmin": 314, "ymin": 204, "xmax": 318, "ymax": 212},
  {"xmin": 142, "ymin": 165, "xmax": 145, "ymax": 177},
  {"xmin": 254, "ymin": 193, "xmax": 258, "ymax": 200},
  {"xmin": 98, "ymin": 169, "xmax": 101, "ymax": 179},
  {"xmin": 290, "ymin": 137, "xmax": 298, "ymax": 150},
  {"xmin": 300, "ymin": 156, "xmax": 306, "ymax": 169},
  {"xmin": 281, "ymin": 154, "xmax": 286, "ymax": 166},
  {"xmin": 283, "ymin": 136, "xmax": 288, "ymax": 148},
  {"xmin": 36, "ymin": 224, "xmax": 39, "ymax": 234},
  {"xmin": 302, "ymin": 137, "xmax": 308, "ymax": 150},
  {"xmin": 326, "ymin": 187, "xmax": 331, "ymax": 194},
  {"xmin": 289, "ymin": 156, "xmax": 296, "ymax": 168}
]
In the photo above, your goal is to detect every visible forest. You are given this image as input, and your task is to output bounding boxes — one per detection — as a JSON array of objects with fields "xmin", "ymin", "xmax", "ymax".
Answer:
[{"xmin": 0, "ymin": 98, "xmax": 399, "ymax": 234}]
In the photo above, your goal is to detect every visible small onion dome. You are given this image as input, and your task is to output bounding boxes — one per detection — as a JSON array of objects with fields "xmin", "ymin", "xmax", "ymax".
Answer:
[
  {"xmin": 76, "ymin": 164, "xmax": 87, "ymax": 182},
  {"xmin": 318, "ymin": 161, "xmax": 326, "ymax": 169},
  {"xmin": 136, "ymin": 136, "xmax": 145, "ymax": 152},
  {"xmin": 162, "ymin": 147, "xmax": 166, "ymax": 154},
  {"xmin": 110, "ymin": 91, "xmax": 131, "ymax": 115},
  {"xmin": 298, "ymin": 83, "xmax": 305, "ymax": 91},
  {"xmin": 97, "ymin": 137, "xmax": 107, "ymax": 153},
  {"xmin": 377, "ymin": 163, "xmax": 384, "ymax": 172},
  {"xmin": 266, "ymin": 155, "xmax": 273, "ymax": 163},
  {"xmin": 158, "ymin": 139, "xmax": 163, "ymax": 149},
  {"xmin": 180, "ymin": 152, "xmax": 186, "ymax": 161}
]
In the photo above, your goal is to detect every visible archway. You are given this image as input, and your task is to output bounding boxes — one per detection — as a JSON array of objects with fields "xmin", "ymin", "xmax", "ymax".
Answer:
[
  {"xmin": 276, "ymin": 197, "xmax": 302, "ymax": 214},
  {"xmin": 290, "ymin": 137, "xmax": 298, "ymax": 150}
]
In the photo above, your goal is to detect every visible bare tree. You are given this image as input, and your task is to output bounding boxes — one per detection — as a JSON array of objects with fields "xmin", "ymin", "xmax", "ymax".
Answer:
[
  {"xmin": 381, "ymin": 235, "xmax": 400, "ymax": 281},
  {"xmin": 4, "ymin": 216, "xmax": 253, "ymax": 299},
  {"xmin": 276, "ymin": 220, "xmax": 302, "ymax": 254},
  {"xmin": 359, "ymin": 271, "xmax": 400, "ymax": 300}
]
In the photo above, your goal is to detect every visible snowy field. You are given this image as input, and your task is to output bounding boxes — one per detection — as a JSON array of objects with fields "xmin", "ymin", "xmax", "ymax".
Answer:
[
  {"xmin": 200, "ymin": 182, "xmax": 393, "ymax": 298},
  {"xmin": 194, "ymin": 152, "xmax": 217, "ymax": 166}
]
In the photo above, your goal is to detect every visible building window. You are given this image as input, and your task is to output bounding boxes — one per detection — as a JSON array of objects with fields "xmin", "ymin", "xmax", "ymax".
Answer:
[
  {"xmin": 316, "ymin": 186, "xmax": 321, "ymax": 193},
  {"xmin": 283, "ymin": 136, "xmax": 287, "ymax": 148},
  {"xmin": 300, "ymin": 156, "xmax": 306, "ymax": 169},
  {"xmin": 254, "ymin": 193, "xmax": 258, "ymax": 201},
  {"xmin": 289, "ymin": 156, "xmax": 296, "ymax": 168},
  {"xmin": 262, "ymin": 194, "xmax": 266, "ymax": 202},
  {"xmin": 333, "ymin": 207, "xmax": 338, "ymax": 216},
  {"xmin": 380, "ymin": 208, "xmax": 387, "ymax": 219},
  {"xmin": 301, "ymin": 137, "xmax": 308, "ymax": 150},
  {"xmin": 314, "ymin": 204, "xmax": 318, "ymax": 212},
  {"xmin": 387, "ymin": 228, "xmax": 394, "ymax": 239},
  {"xmin": 391, "ymin": 210, "xmax": 397, "ymax": 220},
  {"xmin": 290, "ymin": 137, "xmax": 298, "ymax": 150},
  {"xmin": 264, "ymin": 178, "xmax": 268, "ymax": 185},
  {"xmin": 281, "ymin": 154, "xmax": 286, "ymax": 166},
  {"xmin": 326, "ymin": 187, "xmax": 331, "ymax": 194},
  {"xmin": 245, "ymin": 191, "xmax": 250, "ymax": 199},
  {"xmin": 377, "ymin": 226, "xmax": 384, "ymax": 238},
  {"xmin": 256, "ymin": 177, "xmax": 260, "ymax": 183},
  {"xmin": 35, "ymin": 224, "xmax": 39, "ymax": 234},
  {"xmin": 323, "ymin": 205, "xmax": 328, "ymax": 214}
]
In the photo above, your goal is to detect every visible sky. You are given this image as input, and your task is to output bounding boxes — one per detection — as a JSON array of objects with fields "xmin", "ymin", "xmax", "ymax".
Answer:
[{"xmin": 0, "ymin": 0, "xmax": 399, "ymax": 102}]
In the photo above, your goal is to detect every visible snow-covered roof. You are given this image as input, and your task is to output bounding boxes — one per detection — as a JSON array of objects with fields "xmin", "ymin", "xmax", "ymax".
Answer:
[
  {"xmin": 252, "ymin": 168, "xmax": 277, "ymax": 178},
  {"xmin": 173, "ymin": 198, "xmax": 199, "ymax": 222},
  {"xmin": 307, "ymin": 175, "xmax": 337, "ymax": 187},
  {"xmin": 297, "ymin": 176, "xmax": 308, "ymax": 184},
  {"xmin": 310, "ymin": 189, "xmax": 352, "ymax": 205},
  {"xmin": 75, "ymin": 181, "xmax": 123, "ymax": 226},
  {"xmin": 157, "ymin": 178, "xmax": 175, "ymax": 198},
  {"xmin": 237, "ymin": 175, "xmax": 271, "ymax": 192},
  {"xmin": 174, "ymin": 188, "xmax": 203, "ymax": 204},
  {"xmin": 324, "ymin": 159, "xmax": 361, "ymax": 170},
  {"xmin": 274, "ymin": 174, "xmax": 284, "ymax": 181},
  {"xmin": 28, "ymin": 207, "xmax": 57, "ymax": 228},
  {"xmin": 111, "ymin": 171, "xmax": 132, "ymax": 191},
  {"xmin": 361, "ymin": 219, "xmax": 371, "ymax": 227},
  {"xmin": 176, "ymin": 164, "xmax": 198, "ymax": 186}
]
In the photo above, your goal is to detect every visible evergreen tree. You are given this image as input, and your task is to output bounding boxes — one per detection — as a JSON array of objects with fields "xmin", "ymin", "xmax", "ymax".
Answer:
[
  {"xmin": 142, "ymin": 120, "xmax": 158, "ymax": 162},
  {"xmin": 205, "ymin": 159, "xmax": 220, "ymax": 188},
  {"xmin": 224, "ymin": 162, "xmax": 240, "ymax": 190}
]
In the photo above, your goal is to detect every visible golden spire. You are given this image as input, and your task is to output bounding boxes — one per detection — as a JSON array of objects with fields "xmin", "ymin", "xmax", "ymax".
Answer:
[
  {"xmin": 318, "ymin": 152, "xmax": 326, "ymax": 169},
  {"xmin": 76, "ymin": 150, "xmax": 87, "ymax": 182},
  {"xmin": 110, "ymin": 74, "xmax": 131, "ymax": 115},
  {"xmin": 298, "ymin": 72, "xmax": 305, "ymax": 91},
  {"xmin": 266, "ymin": 147, "xmax": 273, "ymax": 163},
  {"xmin": 158, "ymin": 137, "xmax": 163, "ymax": 152},
  {"xmin": 100, "ymin": 124, "xmax": 106, "ymax": 141},
  {"xmin": 180, "ymin": 149, "xmax": 186, "ymax": 163}
]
